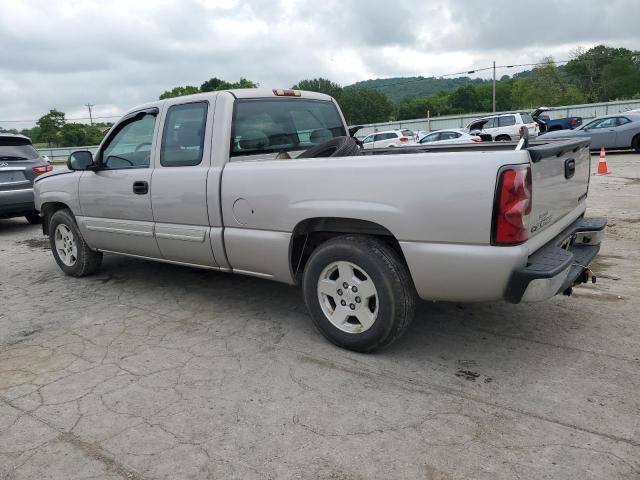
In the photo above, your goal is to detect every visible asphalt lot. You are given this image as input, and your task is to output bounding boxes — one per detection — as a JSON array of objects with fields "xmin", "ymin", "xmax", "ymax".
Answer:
[{"xmin": 1, "ymin": 153, "xmax": 639, "ymax": 479}]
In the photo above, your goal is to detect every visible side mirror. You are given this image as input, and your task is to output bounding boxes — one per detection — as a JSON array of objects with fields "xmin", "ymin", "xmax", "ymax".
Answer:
[{"xmin": 67, "ymin": 150, "xmax": 95, "ymax": 171}]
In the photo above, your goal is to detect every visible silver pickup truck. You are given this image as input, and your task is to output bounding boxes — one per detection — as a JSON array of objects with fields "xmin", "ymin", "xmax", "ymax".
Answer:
[{"xmin": 34, "ymin": 89, "xmax": 606, "ymax": 352}]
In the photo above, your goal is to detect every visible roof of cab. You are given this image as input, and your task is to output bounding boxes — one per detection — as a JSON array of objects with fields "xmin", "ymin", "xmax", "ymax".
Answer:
[{"xmin": 121, "ymin": 89, "xmax": 334, "ymax": 118}]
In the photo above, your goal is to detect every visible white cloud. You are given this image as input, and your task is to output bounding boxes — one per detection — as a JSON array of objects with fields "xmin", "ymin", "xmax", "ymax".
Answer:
[{"xmin": 0, "ymin": 0, "xmax": 638, "ymax": 128}]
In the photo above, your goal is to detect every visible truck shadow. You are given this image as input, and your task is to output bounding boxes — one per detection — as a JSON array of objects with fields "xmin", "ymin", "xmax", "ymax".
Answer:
[
  {"xmin": 0, "ymin": 219, "xmax": 40, "ymax": 236},
  {"xmin": 88, "ymin": 254, "xmax": 588, "ymax": 372}
]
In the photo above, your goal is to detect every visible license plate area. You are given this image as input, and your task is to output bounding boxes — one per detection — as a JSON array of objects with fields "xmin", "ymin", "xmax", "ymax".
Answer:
[{"xmin": 0, "ymin": 170, "xmax": 27, "ymax": 183}]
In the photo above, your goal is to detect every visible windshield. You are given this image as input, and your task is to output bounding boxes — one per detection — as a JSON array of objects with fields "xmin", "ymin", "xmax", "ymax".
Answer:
[
  {"xmin": 0, "ymin": 142, "xmax": 40, "ymax": 161},
  {"xmin": 231, "ymin": 99, "xmax": 346, "ymax": 157}
]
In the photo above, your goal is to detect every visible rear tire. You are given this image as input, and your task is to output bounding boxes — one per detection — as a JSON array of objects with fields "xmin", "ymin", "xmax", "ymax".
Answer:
[
  {"xmin": 302, "ymin": 235, "xmax": 416, "ymax": 352},
  {"xmin": 25, "ymin": 212, "xmax": 41, "ymax": 224},
  {"xmin": 495, "ymin": 135, "xmax": 511, "ymax": 141},
  {"xmin": 632, "ymin": 134, "xmax": 640, "ymax": 153},
  {"xmin": 49, "ymin": 209, "xmax": 102, "ymax": 277}
]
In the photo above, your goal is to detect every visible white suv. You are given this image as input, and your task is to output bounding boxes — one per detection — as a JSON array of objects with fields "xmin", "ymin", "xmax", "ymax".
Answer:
[
  {"xmin": 361, "ymin": 130, "xmax": 416, "ymax": 149},
  {"xmin": 467, "ymin": 113, "xmax": 539, "ymax": 141}
]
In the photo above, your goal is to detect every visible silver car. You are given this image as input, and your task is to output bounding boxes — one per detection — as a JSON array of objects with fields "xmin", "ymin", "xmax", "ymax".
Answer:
[
  {"xmin": 538, "ymin": 113, "xmax": 640, "ymax": 152},
  {"xmin": 0, "ymin": 134, "xmax": 52, "ymax": 224},
  {"xmin": 418, "ymin": 129, "xmax": 482, "ymax": 145}
]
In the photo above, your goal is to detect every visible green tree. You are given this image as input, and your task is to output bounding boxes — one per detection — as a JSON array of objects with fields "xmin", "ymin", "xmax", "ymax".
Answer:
[
  {"xmin": 475, "ymin": 81, "xmax": 514, "ymax": 112},
  {"xmin": 36, "ymin": 109, "xmax": 66, "ymax": 146},
  {"xmin": 397, "ymin": 93, "xmax": 451, "ymax": 120},
  {"xmin": 200, "ymin": 77, "xmax": 257, "ymax": 92},
  {"xmin": 200, "ymin": 77, "xmax": 232, "ymax": 92},
  {"xmin": 511, "ymin": 58, "xmax": 587, "ymax": 108},
  {"xmin": 230, "ymin": 77, "xmax": 258, "ymax": 89},
  {"xmin": 59, "ymin": 123, "xmax": 106, "ymax": 147},
  {"xmin": 291, "ymin": 78, "xmax": 343, "ymax": 99},
  {"xmin": 159, "ymin": 85, "xmax": 199, "ymax": 100},
  {"xmin": 565, "ymin": 45, "xmax": 640, "ymax": 101},
  {"xmin": 448, "ymin": 85, "xmax": 481, "ymax": 113},
  {"xmin": 339, "ymin": 88, "xmax": 395, "ymax": 124}
]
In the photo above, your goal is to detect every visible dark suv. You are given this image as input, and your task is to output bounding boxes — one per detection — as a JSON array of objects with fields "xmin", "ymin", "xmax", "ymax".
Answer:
[{"xmin": 0, "ymin": 134, "xmax": 52, "ymax": 224}]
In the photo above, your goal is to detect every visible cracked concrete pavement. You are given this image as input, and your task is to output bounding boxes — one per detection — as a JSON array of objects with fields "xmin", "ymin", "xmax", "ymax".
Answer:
[{"xmin": 1, "ymin": 153, "xmax": 639, "ymax": 479}]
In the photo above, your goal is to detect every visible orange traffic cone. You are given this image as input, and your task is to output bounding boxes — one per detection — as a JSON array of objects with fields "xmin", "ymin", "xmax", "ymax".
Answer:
[{"xmin": 594, "ymin": 147, "xmax": 610, "ymax": 175}]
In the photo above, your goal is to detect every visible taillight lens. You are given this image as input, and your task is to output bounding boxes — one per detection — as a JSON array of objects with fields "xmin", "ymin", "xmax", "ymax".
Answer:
[
  {"xmin": 32, "ymin": 165, "xmax": 53, "ymax": 175},
  {"xmin": 471, "ymin": 136, "xmax": 482, "ymax": 142},
  {"xmin": 399, "ymin": 137, "xmax": 409, "ymax": 142},
  {"xmin": 493, "ymin": 167, "xmax": 532, "ymax": 245}
]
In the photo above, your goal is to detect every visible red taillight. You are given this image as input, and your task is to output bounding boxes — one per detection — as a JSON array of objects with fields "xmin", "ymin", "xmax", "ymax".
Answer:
[
  {"xmin": 32, "ymin": 165, "xmax": 53, "ymax": 175},
  {"xmin": 570, "ymin": 117, "xmax": 577, "ymax": 127},
  {"xmin": 399, "ymin": 137, "xmax": 409, "ymax": 142},
  {"xmin": 471, "ymin": 136, "xmax": 482, "ymax": 142},
  {"xmin": 493, "ymin": 167, "xmax": 532, "ymax": 245},
  {"xmin": 272, "ymin": 89, "xmax": 301, "ymax": 97}
]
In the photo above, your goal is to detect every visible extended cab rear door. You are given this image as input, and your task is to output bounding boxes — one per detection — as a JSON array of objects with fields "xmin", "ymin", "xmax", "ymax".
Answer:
[{"xmin": 150, "ymin": 99, "xmax": 219, "ymax": 267}]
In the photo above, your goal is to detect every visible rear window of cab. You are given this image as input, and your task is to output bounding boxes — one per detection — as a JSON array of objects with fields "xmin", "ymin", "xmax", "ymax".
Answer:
[{"xmin": 231, "ymin": 99, "xmax": 346, "ymax": 157}]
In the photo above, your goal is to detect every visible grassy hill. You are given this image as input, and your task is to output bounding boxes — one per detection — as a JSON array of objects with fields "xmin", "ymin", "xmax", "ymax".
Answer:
[{"xmin": 347, "ymin": 76, "xmax": 488, "ymax": 103}]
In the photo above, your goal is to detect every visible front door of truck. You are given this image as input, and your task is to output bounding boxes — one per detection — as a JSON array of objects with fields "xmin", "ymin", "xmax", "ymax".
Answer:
[
  {"xmin": 77, "ymin": 109, "xmax": 161, "ymax": 257},
  {"xmin": 150, "ymin": 100, "xmax": 218, "ymax": 267}
]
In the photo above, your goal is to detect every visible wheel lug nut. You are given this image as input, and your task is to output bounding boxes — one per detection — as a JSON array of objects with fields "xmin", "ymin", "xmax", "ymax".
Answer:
[
  {"xmin": 355, "ymin": 297, "xmax": 361, "ymax": 303},
  {"xmin": 337, "ymin": 289, "xmax": 343, "ymax": 295},
  {"xmin": 340, "ymin": 300, "xmax": 346, "ymax": 306},
  {"xmin": 343, "ymin": 282, "xmax": 348, "ymax": 289},
  {"xmin": 352, "ymin": 286, "xmax": 358, "ymax": 293},
  {"xmin": 349, "ymin": 304, "xmax": 356, "ymax": 310}
]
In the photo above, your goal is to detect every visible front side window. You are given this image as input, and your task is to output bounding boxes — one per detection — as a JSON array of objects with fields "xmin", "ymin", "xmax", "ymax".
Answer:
[
  {"xmin": 161, "ymin": 102, "xmax": 208, "ymax": 167},
  {"xmin": 440, "ymin": 131, "xmax": 461, "ymax": 140},
  {"xmin": 590, "ymin": 118, "xmax": 617, "ymax": 129},
  {"xmin": 363, "ymin": 135, "xmax": 374, "ymax": 144},
  {"xmin": 101, "ymin": 113, "xmax": 157, "ymax": 169},
  {"xmin": 420, "ymin": 132, "xmax": 440, "ymax": 143},
  {"xmin": 231, "ymin": 99, "xmax": 346, "ymax": 157},
  {"xmin": 616, "ymin": 117, "xmax": 631, "ymax": 126},
  {"xmin": 500, "ymin": 115, "xmax": 516, "ymax": 127},
  {"xmin": 484, "ymin": 117, "xmax": 498, "ymax": 129}
]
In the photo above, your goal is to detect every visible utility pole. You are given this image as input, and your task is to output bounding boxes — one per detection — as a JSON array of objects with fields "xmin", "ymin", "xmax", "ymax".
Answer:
[
  {"xmin": 492, "ymin": 61, "xmax": 496, "ymax": 113},
  {"xmin": 86, "ymin": 104, "xmax": 94, "ymax": 126}
]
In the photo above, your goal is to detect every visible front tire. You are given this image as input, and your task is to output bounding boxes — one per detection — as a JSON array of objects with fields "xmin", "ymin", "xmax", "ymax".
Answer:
[
  {"xmin": 49, "ymin": 209, "xmax": 102, "ymax": 277},
  {"xmin": 632, "ymin": 134, "xmax": 640, "ymax": 153},
  {"xmin": 302, "ymin": 235, "xmax": 416, "ymax": 352}
]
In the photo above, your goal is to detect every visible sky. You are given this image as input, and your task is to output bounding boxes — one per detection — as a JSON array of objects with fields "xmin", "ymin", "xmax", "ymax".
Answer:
[{"xmin": 1, "ymin": 0, "xmax": 639, "ymax": 128}]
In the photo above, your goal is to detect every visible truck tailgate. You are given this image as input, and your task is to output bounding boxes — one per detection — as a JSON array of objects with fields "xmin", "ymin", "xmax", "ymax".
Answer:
[{"xmin": 526, "ymin": 139, "xmax": 591, "ymax": 239}]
